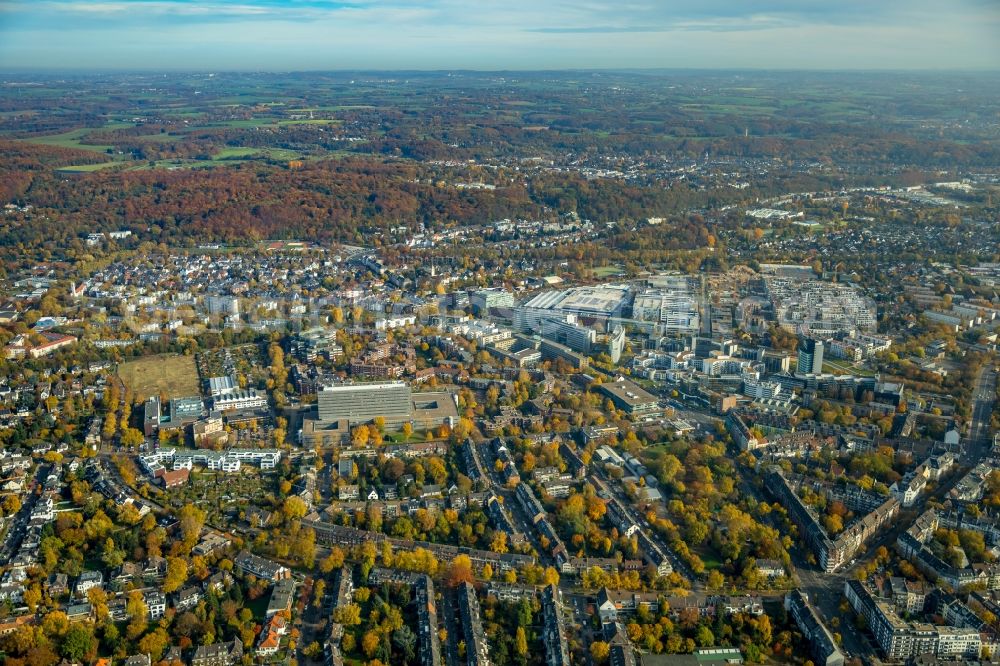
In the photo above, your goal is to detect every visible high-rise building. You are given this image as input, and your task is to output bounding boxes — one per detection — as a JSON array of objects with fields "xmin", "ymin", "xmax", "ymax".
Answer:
[
  {"xmin": 797, "ymin": 338, "xmax": 824, "ymax": 374},
  {"xmin": 206, "ymin": 295, "xmax": 240, "ymax": 316},
  {"xmin": 317, "ymin": 382, "xmax": 412, "ymax": 424},
  {"xmin": 470, "ymin": 288, "xmax": 515, "ymax": 314}
]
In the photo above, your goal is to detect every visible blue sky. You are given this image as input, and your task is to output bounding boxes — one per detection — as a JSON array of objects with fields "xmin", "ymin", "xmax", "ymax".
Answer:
[{"xmin": 0, "ymin": 0, "xmax": 997, "ymax": 70}]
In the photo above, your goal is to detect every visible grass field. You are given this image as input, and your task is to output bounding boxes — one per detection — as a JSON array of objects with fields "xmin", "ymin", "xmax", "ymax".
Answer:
[
  {"xmin": 119, "ymin": 354, "xmax": 200, "ymax": 401},
  {"xmin": 592, "ymin": 264, "xmax": 625, "ymax": 278},
  {"xmin": 213, "ymin": 146, "xmax": 301, "ymax": 161},
  {"xmin": 56, "ymin": 162, "xmax": 121, "ymax": 173},
  {"xmin": 22, "ymin": 129, "xmax": 113, "ymax": 153}
]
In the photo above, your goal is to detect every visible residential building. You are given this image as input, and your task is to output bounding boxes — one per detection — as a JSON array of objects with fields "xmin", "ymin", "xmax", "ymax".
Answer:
[
  {"xmin": 785, "ymin": 590, "xmax": 844, "ymax": 666},
  {"xmin": 458, "ymin": 581, "xmax": 490, "ymax": 666},
  {"xmin": 266, "ymin": 579, "xmax": 296, "ymax": 618},
  {"xmin": 844, "ymin": 580, "xmax": 980, "ymax": 660},
  {"xmin": 415, "ymin": 575, "xmax": 442, "ymax": 666},
  {"xmin": 541, "ymin": 584, "xmax": 571, "ymax": 666},
  {"xmin": 234, "ymin": 551, "xmax": 290, "ymax": 582},
  {"xmin": 192, "ymin": 638, "xmax": 244, "ymax": 666}
]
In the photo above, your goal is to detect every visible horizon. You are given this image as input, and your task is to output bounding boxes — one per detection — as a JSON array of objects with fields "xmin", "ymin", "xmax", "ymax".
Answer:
[
  {"xmin": 1, "ymin": 0, "xmax": 998, "ymax": 71},
  {"xmin": 3, "ymin": 66, "xmax": 1000, "ymax": 75}
]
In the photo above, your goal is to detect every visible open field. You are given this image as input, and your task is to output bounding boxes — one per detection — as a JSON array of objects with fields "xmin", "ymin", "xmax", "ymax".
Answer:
[
  {"xmin": 592, "ymin": 264, "xmax": 625, "ymax": 278},
  {"xmin": 118, "ymin": 354, "xmax": 200, "ymax": 401},
  {"xmin": 213, "ymin": 146, "xmax": 301, "ymax": 161},
  {"xmin": 822, "ymin": 360, "xmax": 876, "ymax": 377},
  {"xmin": 22, "ymin": 129, "xmax": 113, "ymax": 153},
  {"xmin": 55, "ymin": 162, "xmax": 122, "ymax": 173}
]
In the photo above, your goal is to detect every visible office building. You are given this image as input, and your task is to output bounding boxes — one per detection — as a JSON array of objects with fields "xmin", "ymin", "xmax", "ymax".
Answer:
[
  {"xmin": 470, "ymin": 288, "xmax": 515, "ymax": 314},
  {"xmin": 317, "ymin": 382, "xmax": 412, "ymax": 424},
  {"xmin": 797, "ymin": 339, "xmax": 824, "ymax": 374}
]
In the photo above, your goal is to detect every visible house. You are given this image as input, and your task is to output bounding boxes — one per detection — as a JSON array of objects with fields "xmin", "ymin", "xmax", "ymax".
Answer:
[
  {"xmin": 192, "ymin": 638, "xmax": 243, "ymax": 666},
  {"xmin": 245, "ymin": 506, "xmax": 272, "ymax": 528},
  {"xmin": 112, "ymin": 562, "xmax": 143, "ymax": 588},
  {"xmin": 204, "ymin": 571, "xmax": 234, "ymax": 594},
  {"xmin": 256, "ymin": 614, "xmax": 287, "ymax": 657},
  {"xmin": 256, "ymin": 629, "xmax": 281, "ymax": 657},
  {"xmin": 144, "ymin": 556, "xmax": 168, "ymax": 581},
  {"xmin": 755, "ymin": 559, "xmax": 785, "ymax": 579},
  {"xmin": 75, "ymin": 571, "xmax": 103, "ymax": 597},
  {"xmin": 194, "ymin": 533, "xmax": 232, "ymax": 557},
  {"xmin": 596, "ymin": 587, "xmax": 661, "ymax": 623},
  {"xmin": 46, "ymin": 573, "xmax": 69, "ymax": 598},
  {"xmin": 420, "ymin": 484, "xmax": 443, "ymax": 499},
  {"xmin": 174, "ymin": 585, "xmax": 203, "ymax": 611},
  {"xmin": 156, "ymin": 467, "xmax": 189, "ymax": 489},
  {"xmin": 234, "ymin": 551, "xmax": 290, "ymax": 582},
  {"xmin": 164, "ymin": 646, "xmax": 185, "ymax": 664},
  {"xmin": 146, "ymin": 591, "xmax": 166, "ymax": 620},
  {"xmin": 338, "ymin": 484, "xmax": 360, "ymax": 501},
  {"xmin": 65, "ymin": 602, "xmax": 93, "ymax": 622},
  {"xmin": 108, "ymin": 597, "xmax": 129, "ymax": 622}
]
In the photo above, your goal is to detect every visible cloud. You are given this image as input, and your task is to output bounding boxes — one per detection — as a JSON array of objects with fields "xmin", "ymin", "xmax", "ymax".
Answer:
[
  {"xmin": 530, "ymin": 15, "xmax": 802, "ymax": 34},
  {"xmin": 0, "ymin": 0, "xmax": 997, "ymax": 70}
]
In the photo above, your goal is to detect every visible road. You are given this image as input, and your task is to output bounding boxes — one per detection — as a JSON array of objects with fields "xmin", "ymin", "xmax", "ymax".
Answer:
[
  {"xmin": 439, "ymin": 587, "xmax": 462, "ymax": 666},
  {"xmin": 963, "ymin": 364, "xmax": 997, "ymax": 464}
]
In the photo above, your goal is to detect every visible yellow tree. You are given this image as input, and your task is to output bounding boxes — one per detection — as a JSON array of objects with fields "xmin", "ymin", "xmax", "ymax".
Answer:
[
  {"xmin": 591, "ymin": 641, "xmax": 610, "ymax": 664},
  {"xmin": 446, "ymin": 555, "xmax": 475, "ymax": 588},
  {"xmin": 362, "ymin": 631, "xmax": 380, "ymax": 658},
  {"xmin": 162, "ymin": 557, "xmax": 188, "ymax": 593},
  {"xmin": 515, "ymin": 627, "xmax": 528, "ymax": 658}
]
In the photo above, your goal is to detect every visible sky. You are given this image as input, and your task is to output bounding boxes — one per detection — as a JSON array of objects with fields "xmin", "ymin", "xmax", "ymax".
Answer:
[{"xmin": 0, "ymin": 0, "xmax": 998, "ymax": 71}]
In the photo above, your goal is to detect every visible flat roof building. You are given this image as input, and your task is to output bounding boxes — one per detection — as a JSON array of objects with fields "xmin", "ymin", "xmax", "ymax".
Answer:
[
  {"xmin": 596, "ymin": 379, "xmax": 660, "ymax": 416},
  {"xmin": 318, "ymin": 382, "xmax": 412, "ymax": 424}
]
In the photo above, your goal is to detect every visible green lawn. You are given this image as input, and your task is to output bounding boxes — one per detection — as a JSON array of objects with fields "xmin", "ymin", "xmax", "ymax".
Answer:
[
  {"xmin": 22, "ymin": 129, "xmax": 113, "ymax": 152},
  {"xmin": 693, "ymin": 546, "xmax": 724, "ymax": 570},
  {"xmin": 592, "ymin": 264, "xmax": 625, "ymax": 278}
]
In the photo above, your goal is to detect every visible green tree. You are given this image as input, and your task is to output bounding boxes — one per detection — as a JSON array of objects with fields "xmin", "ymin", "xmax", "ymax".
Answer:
[{"xmin": 60, "ymin": 624, "xmax": 95, "ymax": 661}]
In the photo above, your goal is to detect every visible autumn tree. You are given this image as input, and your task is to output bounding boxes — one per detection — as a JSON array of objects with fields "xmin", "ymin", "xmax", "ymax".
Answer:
[
  {"xmin": 177, "ymin": 504, "xmax": 206, "ymax": 551},
  {"xmin": 446, "ymin": 554, "xmax": 475, "ymax": 587},
  {"xmin": 163, "ymin": 556, "xmax": 188, "ymax": 593},
  {"xmin": 591, "ymin": 641, "xmax": 610, "ymax": 664}
]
